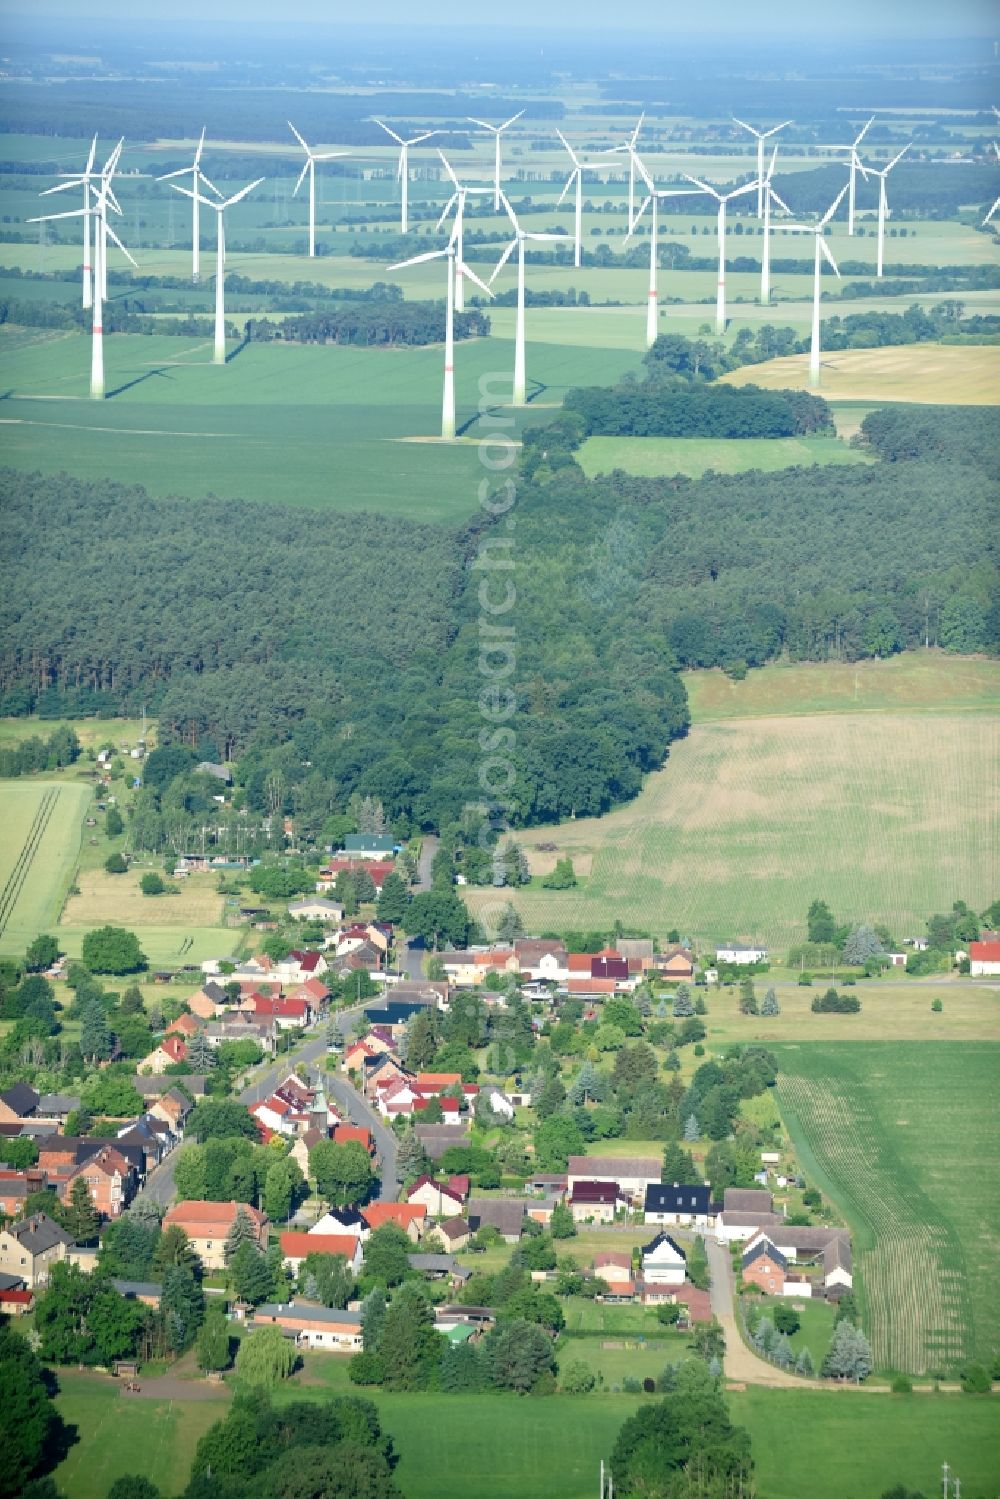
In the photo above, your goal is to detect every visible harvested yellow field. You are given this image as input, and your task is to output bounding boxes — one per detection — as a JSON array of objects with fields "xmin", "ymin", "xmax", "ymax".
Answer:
[
  {"xmin": 61, "ymin": 868, "xmax": 224, "ymax": 930},
  {"xmin": 721, "ymin": 343, "xmax": 1000, "ymax": 404}
]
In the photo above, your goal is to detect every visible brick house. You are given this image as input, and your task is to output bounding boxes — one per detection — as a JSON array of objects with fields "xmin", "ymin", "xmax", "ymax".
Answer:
[
  {"xmin": 742, "ymin": 1235, "xmax": 788, "ymax": 1295},
  {"xmin": 138, "ymin": 1035, "xmax": 188, "ymax": 1073},
  {"xmin": 162, "ymin": 1200, "xmax": 268, "ymax": 1271},
  {"xmin": 0, "ymin": 1084, "xmax": 40, "ymax": 1123},
  {"xmin": 60, "ymin": 1145, "xmax": 136, "ymax": 1220}
]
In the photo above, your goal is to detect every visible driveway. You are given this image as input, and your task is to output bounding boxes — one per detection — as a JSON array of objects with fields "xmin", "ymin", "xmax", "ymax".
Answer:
[{"xmin": 706, "ymin": 1237, "xmax": 829, "ymax": 1389}]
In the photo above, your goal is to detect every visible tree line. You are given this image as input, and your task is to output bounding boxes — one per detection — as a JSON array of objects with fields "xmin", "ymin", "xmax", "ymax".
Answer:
[{"xmin": 247, "ymin": 301, "xmax": 489, "ymax": 346}]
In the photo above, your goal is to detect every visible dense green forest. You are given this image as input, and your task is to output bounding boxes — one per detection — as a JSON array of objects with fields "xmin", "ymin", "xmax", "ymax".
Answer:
[
  {"xmin": 563, "ymin": 383, "xmax": 832, "ymax": 438},
  {"xmin": 1, "ymin": 395, "xmax": 995, "ymax": 841}
]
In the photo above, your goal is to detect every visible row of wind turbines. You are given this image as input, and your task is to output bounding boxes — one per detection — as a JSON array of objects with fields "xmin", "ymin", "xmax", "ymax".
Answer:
[{"xmin": 29, "ymin": 111, "xmax": 959, "ymax": 410}]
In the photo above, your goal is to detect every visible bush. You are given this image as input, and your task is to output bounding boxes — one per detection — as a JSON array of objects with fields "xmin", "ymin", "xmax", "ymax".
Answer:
[
  {"xmin": 931, "ymin": 998, "xmax": 943, "ymax": 1012},
  {"xmin": 797, "ymin": 972, "xmax": 813, "ymax": 986},
  {"xmin": 810, "ymin": 988, "xmax": 861, "ymax": 1014},
  {"xmin": 891, "ymin": 1373, "xmax": 913, "ymax": 1393},
  {"xmin": 560, "ymin": 1360, "xmax": 596, "ymax": 1393},
  {"xmin": 140, "ymin": 872, "xmax": 165, "ymax": 896},
  {"xmin": 960, "ymin": 1362, "xmax": 991, "ymax": 1394},
  {"xmin": 104, "ymin": 852, "xmax": 128, "ymax": 875}
]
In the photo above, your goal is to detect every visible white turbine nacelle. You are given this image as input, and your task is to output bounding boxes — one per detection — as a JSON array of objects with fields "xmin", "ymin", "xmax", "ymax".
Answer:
[
  {"xmin": 491, "ymin": 189, "xmax": 567, "ymax": 406},
  {"xmin": 556, "ymin": 128, "xmax": 615, "ymax": 269},
  {"xmin": 822, "ymin": 116, "xmax": 875, "ymax": 235},
  {"xmin": 288, "ymin": 121, "xmax": 349, "ymax": 259},
  {"xmin": 628, "ymin": 153, "xmax": 702, "ymax": 348},
  {"xmin": 862, "ymin": 144, "xmax": 910, "ymax": 277},
  {"xmin": 30, "ymin": 173, "xmax": 137, "ymax": 400},
  {"xmin": 375, "ymin": 120, "xmax": 438, "ymax": 236},
  {"xmin": 732, "ymin": 117, "xmax": 792, "ymax": 219},
  {"xmin": 437, "ymin": 150, "xmax": 494, "ymax": 312},
  {"xmin": 783, "ymin": 185, "xmax": 848, "ymax": 387},
  {"xmin": 467, "ymin": 110, "xmax": 525, "ymax": 212},
  {"xmin": 173, "ymin": 177, "xmax": 264, "ymax": 364},
  {"xmin": 157, "ymin": 128, "xmax": 221, "ymax": 281},
  {"xmin": 390, "ymin": 231, "xmax": 493, "ymax": 440},
  {"xmin": 682, "ymin": 170, "xmax": 759, "ymax": 334}
]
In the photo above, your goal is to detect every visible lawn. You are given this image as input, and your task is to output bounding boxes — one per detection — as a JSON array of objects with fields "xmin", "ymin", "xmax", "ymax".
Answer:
[
  {"xmin": 578, "ymin": 433, "xmax": 871, "ymax": 480},
  {"xmin": 774, "ymin": 1042, "xmax": 1000, "ymax": 1374},
  {"xmin": 462, "ymin": 699, "xmax": 1000, "ymax": 953},
  {"xmin": 0, "ymin": 780, "xmax": 90, "ymax": 956},
  {"xmin": 702, "ymin": 977, "xmax": 1000, "ymax": 1045},
  {"xmin": 47, "ymin": 1366, "xmax": 1000, "ymax": 1499},
  {"xmin": 721, "ymin": 343, "xmax": 1000, "ymax": 404}
]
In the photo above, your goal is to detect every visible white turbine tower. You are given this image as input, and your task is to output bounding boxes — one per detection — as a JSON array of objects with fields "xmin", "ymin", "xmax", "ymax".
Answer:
[
  {"xmin": 556, "ymin": 129, "xmax": 613, "ymax": 269},
  {"xmin": 30, "ymin": 174, "xmax": 137, "ymax": 400},
  {"xmin": 288, "ymin": 122, "xmax": 349, "ymax": 259},
  {"xmin": 157, "ymin": 129, "xmax": 218, "ymax": 280},
  {"xmin": 627, "ymin": 154, "xmax": 702, "ymax": 347},
  {"xmin": 390, "ymin": 229, "xmax": 492, "ymax": 440},
  {"xmin": 40, "ymin": 135, "xmax": 98, "ymax": 308},
  {"xmin": 864, "ymin": 144, "xmax": 910, "ymax": 277},
  {"xmin": 374, "ymin": 121, "xmax": 437, "ymax": 235},
  {"xmin": 466, "ymin": 110, "xmax": 525, "ymax": 211},
  {"xmin": 436, "ymin": 150, "xmax": 493, "ymax": 313},
  {"xmin": 172, "ymin": 178, "xmax": 264, "ymax": 364},
  {"xmin": 759, "ymin": 146, "xmax": 793, "ymax": 306},
  {"xmin": 824, "ymin": 116, "xmax": 874, "ymax": 235},
  {"xmin": 732, "ymin": 117, "xmax": 793, "ymax": 218},
  {"xmin": 490, "ymin": 189, "xmax": 567, "ymax": 406},
  {"xmin": 610, "ymin": 112, "xmax": 644, "ymax": 233},
  {"xmin": 681, "ymin": 171, "xmax": 758, "ymax": 333},
  {"xmin": 783, "ymin": 185, "xmax": 848, "ymax": 386}
]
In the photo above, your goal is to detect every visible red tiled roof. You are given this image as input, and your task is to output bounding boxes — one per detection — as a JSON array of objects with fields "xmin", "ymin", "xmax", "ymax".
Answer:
[
  {"xmin": 970, "ymin": 941, "xmax": 1000, "ymax": 960},
  {"xmin": 362, "ymin": 1202, "xmax": 426, "ymax": 1230},
  {"xmin": 165, "ymin": 1200, "xmax": 265, "ymax": 1232},
  {"xmin": 280, "ymin": 1231, "xmax": 359, "ymax": 1260},
  {"xmin": 334, "ymin": 1125, "xmax": 373, "ymax": 1150}
]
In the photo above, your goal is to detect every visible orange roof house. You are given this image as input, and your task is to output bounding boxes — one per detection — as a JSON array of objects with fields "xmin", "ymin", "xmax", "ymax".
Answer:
[
  {"xmin": 279, "ymin": 1231, "xmax": 363, "ymax": 1272},
  {"xmin": 361, "ymin": 1202, "xmax": 427, "ymax": 1242}
]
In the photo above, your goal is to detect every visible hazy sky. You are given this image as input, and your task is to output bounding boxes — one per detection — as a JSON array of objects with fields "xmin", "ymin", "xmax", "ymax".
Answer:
[{"xmin": 5, "ymin": 0, "xmax": 998, "ymax": 35}]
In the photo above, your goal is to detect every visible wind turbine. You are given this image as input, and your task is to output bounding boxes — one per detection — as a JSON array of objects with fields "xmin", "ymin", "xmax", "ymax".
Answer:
[
  {"xmin": 556, "ymin": 129, "xmax": 613, "ymax": 269},
  {"xmin": 30, "ymin": 175, "xmax": 137, "ymax": 399},
  {"xmin": 732, "ymin": 117, "xmax": 793, "ymax": 218},
  {"xmin": 436, "ymin": 150, "xmax": 493, "ymax": 312},
  {"xmin": 466, "ymin": 110, "xmax": 525, "ymax": 211},
  {"xmin": 389, "ymin": 228, "xmax": 492, "ymax": 440},
  {"xmin": 824, "ymin": 117, "xmax": 874, "ymax": 235},
  {"xmin": 374, "ymin": 121, "xmax": 437, "ymax": 235},
  {"xmin": 984, "ymin": 138, "xmax": 1000, "ymax": 225},
  {"xmin": 627, "ymin": 154, "xmax": 702, "ymax": 347},
  {"xmin": 172, "ymin": 178, "xmax": 264, "ymax": 364},
  {"xmin": 39, "ymin": 135, "xmax": 98, "ymax": 308},
  {"xmin": 864, "ymin": 144, "xmax": 910, "ymax": 277},
  {"xmin": 759, "ymin": 146, "xmax": 793, "ymax": 306},
  {"xmin": 288, "ymin": 122, "xmax": 349, "ymax": 259},
  {"xmin": 783, "ymin": 185, "xmax": 848, "ymax": 386},
  {"xmin": 681, "ymin": 171, "xmax": 758, "ymax": 333},
  {"xmin": 610, "ymin": 113, "xmax": 644, "ymax": 233},
  {"xmin": 490, "ymin": 189, "xmax": 567, "ymax": 405},
  {"xmin": 156, "ymin": 129, "xmax": 219, "ymax": 280}
]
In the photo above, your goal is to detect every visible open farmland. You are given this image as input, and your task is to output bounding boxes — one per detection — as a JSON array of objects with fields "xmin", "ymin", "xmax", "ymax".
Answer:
[
  {"xmin": 774, "ymin": 1043, "xmax": 1000, "ymax": 1374},
  {"xmin": 0, "ymin": 780, "xmax": 89, "ymax": 955},
  {"xmin": 0, "ymin": 716, "xmax": 151, "ymax": 752},
  {"xmin": 577, "ymin": 432, "xmax": 872, "ymax": 479},
  {"xmin": 463, "ymin": 655, "xmax": 1000, "ymax": 950},
  {"xmin": 60, "ymin": 867, "xmax": 225, "ymax": 931},
  {"xmin": 722, "ymin": 342, "xmax": 1000, "ymax": 404}
]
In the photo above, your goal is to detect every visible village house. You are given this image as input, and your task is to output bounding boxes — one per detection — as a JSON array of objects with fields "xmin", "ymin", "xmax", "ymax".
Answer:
[
  {"xmin": 333, "ymin": 1124, "xmax": 375, "ymax": 1155},
  {"xmin": 715, "ymin": 1187, "xmax": 785, "ymax": 1242},
  {"xmin": 644, "ymin": 1182, "xmax": 716, "ymax": 1230},
  {"xmin": 60, "ymin": 1145, "xmax": 136, "ymax": 1219},
  {"xmin": 147, "ymin": 1087, "xmax": 193, "ymax": 1136},
  {"xmin": 0, "ymin": 1084, "xmax": 40, "ymax": 1123},
  {"xmin": 166, "ymin": 1013, "xmax": 202, "ymax": 1042},
  {"xmin": 134, "ymin": 1075, "xmax": 209, "ymax": 1101},
  {"xmin": 279, "ymin": 1232, "xmax": 364, "ymax": 1275},
  {"xmin": 288, "ymin": 897, "xmax": 344, "ymax": 923},
  {"xmin": 652, "ymin": 945, "xmax": 696, "ymax": 981},
  {"xmin": 970, "ymin": 940, "xmax": 1000, "ymax": 976},
  {"xmin": 513, "ymin": 938, "xmax": 570, "ymax": 983},
  {"xmin": 255, "ymin": 1301, "xmax": 364, "ymax": 1352},
  {"xmin": 137, "ymin": 1035, "xmax": 188, "ymax": 1073},
  {"xmin": 341, "ymin": 833, "xmax": 396, "ymax": 860},
  {"xmin": 640, "ymin": 1232, "xmax": 687, "ymax": 1288},
  {"xmin": 467, "ymin": 1198, "xmax": 525, "ymax": 1244},
  {"xmin": 163, "ymin": 1200, "xmax": 268, "ymax": 1271},
  {"xmin": 567, "ymin": 1155, "xmax": 661, "ymax": 1205},
  {"xmin": 111, "ymin": 1279, "xmax": 163, "ymax": 1308},
  {"xmin": 316, "ymin": 858, "xmax": 395, "ymax": 895},
  {"xmin": 741, "ymin": 1236, "xmax": 788, "ymax": 1296},
  {"xmin": 569, "ymin": 1180, "xmax": 627, "ymax": 1225},
  {"xmin": 743, "ymin": 1226, "xmax": 854, "ymax": 1298},
  {"xmin": 0, "ymin": 1213, "xmax": 75, "ymax": 1288},
  {"xmin": 362, "ymin": 1202, "xmax": 427, "ymax": 1242},
  {"xmin": 435, "ymin": 1215, "xmax": 471, "ymax": 1252},
  {"xmin": 205, "ymin": 1018, "xmax": 278, "ymax": 1054},
  {"xmin": 311, "ymin": 1205, "xmax": 368, "ymax": 1238},
  {"xmin": 593, "ymin": 1252, "xmax": 637, "ymax": 1300},
  {"xmin": 715, "ymin": 944, "xmax": 768, "ymax": 966},
  {"xmin": 187, "ymin": 980, "xmax": 230, "ymax": 1021},
  {"xmin": 405, "ymin": 1174, "xmax": 469, "ymax": 1218},
  {"xmin": 35, "ymin": 1094, "xmax": 81, "ymax": 1125}
]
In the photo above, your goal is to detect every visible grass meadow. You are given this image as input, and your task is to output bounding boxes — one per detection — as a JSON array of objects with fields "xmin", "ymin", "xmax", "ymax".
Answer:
[
  {"xmin": 47, "ymin": 1363, "xmax": 1000, "ymax": 1499},
  {"xmin": 463, "ymin": 698, "xmax": 1000, "ymax": 952},
  {"xmin": 60, "ymin": 867, "xmax": 225, "ymax": 930},
  {"xmin": 0, "ymin": 780, "xmax": 90, "ymax": 956},
  {"xmin": 577, "ymin": 432, "xmax": 872, "ymax": 479},
  {"xmin": 722, "ymin": 343, "xmax": 1000, "ymax": 404},
  {"xmin": 0, "ymin": 716, "xmax": 151, "ymax": 751},
  {"xmin": 775, "ymin": 1042, "xmax": 1000, "ymax": 1374}
]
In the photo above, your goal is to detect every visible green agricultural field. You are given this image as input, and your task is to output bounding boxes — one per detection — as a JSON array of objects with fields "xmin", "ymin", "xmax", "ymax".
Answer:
[
  {"xmin": 0, "ymin": 716, "xmax": 151, "ymax": 751},
  {"xmin": 463, "ymin": 687, "xmax": 1000, "ymax": 952},
  {"xmin": 578, "ymin": 432, "xmax": 871, "ymax": 479},
  {"xmin": 722, "ymin": 342, "xmax": 1000, "ymax": 404},
  {"xmin": 54, "ymin": 924, "xmax": 240, "ymax": 967},
  {"xmin": 775, "ymin": 1042, "xmax": 1000, "ymax": 1374},
  {"xmin": 0, "ymin": 780, "xmax": 89, "ymax": 955}
]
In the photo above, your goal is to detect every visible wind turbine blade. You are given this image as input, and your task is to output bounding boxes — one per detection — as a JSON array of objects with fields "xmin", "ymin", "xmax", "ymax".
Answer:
[
  {"xmin": 489, "ymin": 236, "xmax": 518, "ymax": 283},
  {"xmin": 172, "ymin": 183, "xmax": 214, "ymax": 209},
  {"xmin": 724, "ymin": 181, "xmax": 759, "ymax": 202},
  {"xmin": 467, "ymin": 117, "xmax": 495, "ymax": 132},
  {"xmin": 762, "ymin": 119, "xmax": 793, "ymax": 137},
  {"xmin": 854, "ymin": 154, "xmax": 871, "ymax": 182},
  {"xmin": 438, "ymin": 149, "xmax": 461, "ymax": 188},
  {"xmin": 436, "ymin": 193, "xmax": 459, "ymax": 231},
  {"xmin": 293, "ymin": 160, "xmax": 310, "ymax": 196},
  {"xmin": 222, "ymin": 178, "xmax": 265, "ymax": 209},
  {"xmin": 374, "ymin": 119, "xmax": 404, "ymax": 146},
  {"xmin": 525, "ymin": 231, "xmax": 566, "ymax": 242},
  {"xmin": 197, "ymin": 169, "xmax": 222, "ymax": 198},
  {"xmin": 820, "ymin": 184, "xmax": 849, "ymax": 227},
  {"xmin": 629, "ymin": 112, "xmax": 644, "ymax": 147},
  {"xmin": 156, "ymin": 166, "xmax": 191, "ymax": 183},
  {"xmin": 103, "ymin": 186, "xmax": 124, "ymax": 216},
  {"xmin": 105, "ymin": 221, "xmax": 138, "ymax": 268},
  {"xmin": 781, "ymin": 224, "xmax": 815, "ymax": 234},
  {"xmin": 854, "ymin": 116, "xmax": 876, "ymax": 147},
  {"xmin": 886, "ymin": 144, "xmax": 911, "ymax": 171},
  {"xmin": 765, "ymin": 144, "xmax": 779, "ymax": 182},
  {"xmin": 27, "ymin": 208, "xmax": 87, "ymax": 224},
  {"xmin": 40, "ymin": 179, "xmax": 82, "ymax": 196},
  {"xmin": 288, "ymin": 120, "xmax": 310, "ymax": 153},
  {"xmin": 194, "ymin": 126, "xmax": 206, "ymax": 166},
  {"xmin": 497, "ymin": 189, "xmax": 519, "ymax": 230},
  {"xmin": 633, "ymin": 153, "xmax": 655, "ymax": 193},
  {"xmin": 556, "ymin": 170, "xmax": 577, "ymax": 207},
  {"xmin": 732, "ymin": 117, "xmax": 759, "ymax": 137},
  {"xmin": 313, "ymin": 151, "xmax": 349, "ymax": 162},
  {"xmin": 389, "ymin": 248, "xmax": 448, "ymax": 270},
  {"xmin": 769, "ymin": 189, "xmax": 793, "ymax": 215},
  {"xmin": 556, "ymin": 129, "xmax": 580, "ymax": 167},
  {"xmin": 681, "ymin": 173, "xmax": 717, "ymax": 198},
  {"xmin": 624, "ymin": 196, "xmax": 651, "ymax": 243},
  {"xmin": 460, "ymin": 260, "xmax": 493, "ymax": 297},
  {"xmin": 657, "ymin": 188, "xmax": 706, "ymax": 200},
  {"xmin": 407, "ymin": 131, "xmax": 437, "ymax": 146},
  {"xmin": 819, "ymin": 237, "xmax": 840, "ymax": 277},
  {"xmin": 500, "ymin": 109, "xmax": 525, "ymax": 130},
  {"xmin": 85, "ymin": 134, "xmax": 98, "ymax": 174}
]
